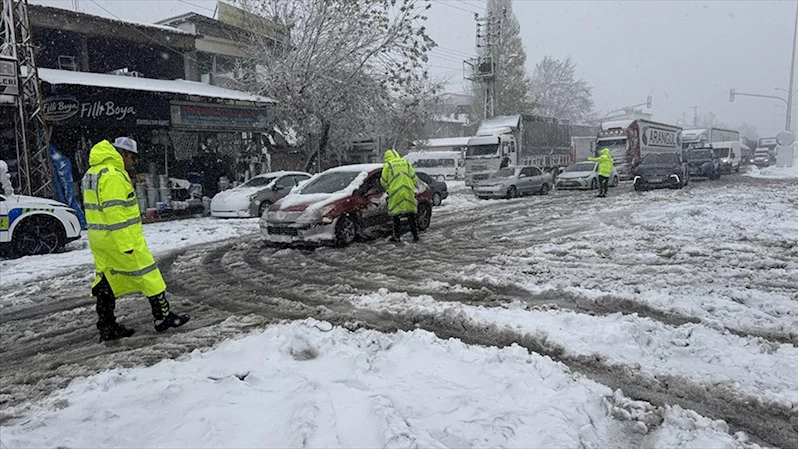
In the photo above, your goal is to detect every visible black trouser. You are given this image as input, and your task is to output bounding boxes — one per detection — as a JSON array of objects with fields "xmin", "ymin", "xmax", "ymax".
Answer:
[
  {"xmin": 598, "ymin": 175, "xmax": 609, "ymax": 196},
  {"xmin": 392, "ymin": 213, "xmax": 418, "ymax": 240},
  {"xmin": 92, "ymin": 275, "xmax": 170, "ymax": 330}
]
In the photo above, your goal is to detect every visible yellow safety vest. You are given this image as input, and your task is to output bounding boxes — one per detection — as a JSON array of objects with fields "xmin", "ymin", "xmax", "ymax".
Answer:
[{"xmin": 82, "ymin": 140, "xmax": 165, "ymax": 298}]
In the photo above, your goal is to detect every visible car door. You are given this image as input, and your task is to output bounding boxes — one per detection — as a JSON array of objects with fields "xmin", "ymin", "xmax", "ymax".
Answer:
[
  {"xmin": 358, "ymin": 173, "xmax": 389, "ymax": 233},
  {"xmin": 516, "ymin": 167, "xmax": 531, "ymax": 194},
  {"xmin": 0, "ymin": 196, "xmax": 8, "ymax": 243},
  {"xmin": 528, "ymin": 167, "xmax": 544, "ymax": 191},
  {"xmin": 270, "ymin": 175, "xmax": 297, "ymax": 201}
]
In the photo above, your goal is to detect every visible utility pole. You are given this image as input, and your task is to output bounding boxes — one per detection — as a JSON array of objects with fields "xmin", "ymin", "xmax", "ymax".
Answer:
[
  {"xmin": 692, "ymin": 106, "xmax": 699, "ymax": 126},
  {"xmin": 786, "ymin": 4, "xmax": 797, "ymax": 132},
  {"xmin": 465, "ymin": 10, "xmax": 503, "ymax": 119},
  {"xmin": 1, "ymin": 0, "xmax": 54, "ymax": 197}
]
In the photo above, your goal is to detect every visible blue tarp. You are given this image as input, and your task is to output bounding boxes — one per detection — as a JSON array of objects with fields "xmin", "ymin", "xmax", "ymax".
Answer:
[{"xmin": 50, "ymin": 144, "xmax": 87, "ymax": 230}]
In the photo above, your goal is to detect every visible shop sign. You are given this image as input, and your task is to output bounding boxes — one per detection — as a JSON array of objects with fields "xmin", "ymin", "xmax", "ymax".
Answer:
[
  {"xmin": 170, "ymin": 101, "xmax": 269, "ymax": 130},
  {"xmin": 43, "ymin": 93, "xmax": 170, "ymax": 127},
  {"xmin": 0, "ymin": 57, "xmax": 18, "ymax": 97}
]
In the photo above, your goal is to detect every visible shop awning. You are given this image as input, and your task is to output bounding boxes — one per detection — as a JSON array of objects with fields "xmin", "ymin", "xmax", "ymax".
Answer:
[{"xmin": 38, "ymin": 68, "xmax": 275, "ymax": 104}]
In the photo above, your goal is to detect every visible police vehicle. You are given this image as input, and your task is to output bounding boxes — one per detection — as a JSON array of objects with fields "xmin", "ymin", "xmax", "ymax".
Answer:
[{"xmin": 0, "ymin": 194, "xmax": 82, "ymax": 256}]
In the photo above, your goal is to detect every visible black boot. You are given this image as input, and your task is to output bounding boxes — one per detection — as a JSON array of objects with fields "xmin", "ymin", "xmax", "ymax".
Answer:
[
  {"xmin": 94, "ymin": 279, "xmax": 134, "ymax": 342},
  {"xmin": 148, "ymin": 292, "xmax": 190, "ymax": 332}
]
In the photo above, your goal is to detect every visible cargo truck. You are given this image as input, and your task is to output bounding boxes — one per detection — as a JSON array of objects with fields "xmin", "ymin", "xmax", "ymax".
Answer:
[{"xmin": 596, "ymin": 119, "xmax": 682, "ymax": 180}]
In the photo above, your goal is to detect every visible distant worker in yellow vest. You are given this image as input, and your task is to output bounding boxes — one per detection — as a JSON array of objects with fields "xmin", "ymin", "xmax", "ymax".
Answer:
[
  {"xmin": 380, "ymin": 149, "xmax": 419, "ymax": 243},
  {"xmin": 82, "ymin": 137, "xmax": 189, "ymax": 342},
  {"xmin": 588, "ymin": 148, "xmax": 614, "ymax": 198}
]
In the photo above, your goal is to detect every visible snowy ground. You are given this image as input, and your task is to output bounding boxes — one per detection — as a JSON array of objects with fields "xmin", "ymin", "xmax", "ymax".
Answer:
[
  {"xmin": 743, "ymin": 164, "xmax": 798, "ymax": 179},
  {"xmin": 1, "ymin": 174, "xmax": 796, "ymax": 448},
  {"xmin": 0, "ymin": 217, "xmax": 259, "ymax": 290}
]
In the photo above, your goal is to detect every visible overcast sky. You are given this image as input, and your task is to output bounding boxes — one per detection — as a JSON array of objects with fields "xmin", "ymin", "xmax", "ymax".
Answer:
[{"xmin": 33, "ymin": 0, "xmax": 798, "ymax": 136}]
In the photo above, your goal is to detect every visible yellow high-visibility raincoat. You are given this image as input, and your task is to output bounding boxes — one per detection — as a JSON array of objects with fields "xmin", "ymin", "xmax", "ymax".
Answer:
[
  {"xmin": 82, "ymin": 140, "xmax": 166, "ymax": 298},
  {"xmin": 588, "ymin": 148, "xmax": 615, "ymax": 177},
  {"xmin": 380, "ymin": 149, "xmax": 418, "ymax": 216}
]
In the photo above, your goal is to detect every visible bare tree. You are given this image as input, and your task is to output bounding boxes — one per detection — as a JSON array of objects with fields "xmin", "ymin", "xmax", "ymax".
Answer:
[
  {"xmin": 697, "ymin": 111, "xmax": 730, "ymax": 129},
  {"xmin": 239, "ymin": 0, "xmax": 437, "ymax": 171},
  {"xmin": 471, "ymin": 0, "xmax": 532, "ymax": 118},
  {"xmin": 737, "ymin": 122, "xmax": 759, "ymax": 141},
  {"xmin": 529, "ymin": 56, "xmax": 594, "ymax": 122}
]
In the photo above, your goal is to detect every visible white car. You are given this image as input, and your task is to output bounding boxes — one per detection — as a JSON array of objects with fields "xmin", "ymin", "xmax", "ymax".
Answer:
[
  {"xmin": 210, "ymin": 171, "xmax": 312, "ymax": 218},
  {"xmin": 555, "ymin": 162, "xmax": 619, "ymax": 190},
  {"xmin": 0, "ymin": 194, "xmax": 82, "ymax": 256}
]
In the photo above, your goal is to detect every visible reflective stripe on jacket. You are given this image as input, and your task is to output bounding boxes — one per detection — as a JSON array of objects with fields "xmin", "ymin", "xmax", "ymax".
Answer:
[
  {"xmin": 82, "ymin": 140, "xmax": 166, "ymax": 297},
  {"xmin": 380, "ymin": 149, "xmax": 418, "ymax": 216}
]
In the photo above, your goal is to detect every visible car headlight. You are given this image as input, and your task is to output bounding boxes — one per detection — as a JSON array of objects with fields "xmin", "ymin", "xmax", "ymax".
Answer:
[{"xmin": 299, "ymin": 203, "xmax": 336, "ymax": 223}]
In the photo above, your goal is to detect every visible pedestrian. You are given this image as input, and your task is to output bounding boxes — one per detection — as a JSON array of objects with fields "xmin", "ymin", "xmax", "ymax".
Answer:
[
  {"xmin": 82, "ymin": 137, "xmax": 189, "ymax": 342},
  {"xmin": 380, "ymin": 149, "xmax": 419, "ymax": 243},
  {"xmin": 588, "ymin": 148, "xmax": 614, "ymax": 197},
  {"xmin": 0, "ymin": 159, "xmax": 14, "ymax": 195},
  {"xmin": 499, "ymin": 155, "xmax": 510, "ymax": 169}
]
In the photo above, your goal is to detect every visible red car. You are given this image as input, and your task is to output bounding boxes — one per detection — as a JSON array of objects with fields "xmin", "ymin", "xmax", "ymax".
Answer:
[{"xmin": 260, "ymin": 164, "xmax": 433, "ymax": 246}]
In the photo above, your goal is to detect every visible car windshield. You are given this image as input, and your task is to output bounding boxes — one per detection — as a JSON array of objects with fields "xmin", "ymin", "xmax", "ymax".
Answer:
[
  {"xmin": 466, "ymin": 144, "xmax": 499, "ymax": 157},
  {"xmin": 565, "ymin": 162, "xmax": 596, "ymax": 172},
  {"xmin": 686, "ymin": 151, "xmax": 712, "ymax": 160},
  {"xmin": 417, "ymin": 172, "xmax": 433, "ymax": 183},
  {"xmin": 492, "ymin": 168, "xmax": 515, "ymax": 178},
  {"xmin": 713, "ymin": 148, "xmax": 730, "ymax": 158},
  {"xmin": 300, "ymin": 171, "xmax": 360, "ymax": 194},
  {"xmin": 642, "ymin": 153, "xmax": 678, "ymax": 164},
  {"xmin": 242, "ymin": 176, "xmax": 278, "ymax": 187}
]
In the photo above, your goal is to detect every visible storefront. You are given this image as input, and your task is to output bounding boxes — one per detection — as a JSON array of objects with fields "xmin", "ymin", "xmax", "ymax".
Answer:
[{"xmin": 39, "ymin": 68, "xmax": 274, "ymax": 199}]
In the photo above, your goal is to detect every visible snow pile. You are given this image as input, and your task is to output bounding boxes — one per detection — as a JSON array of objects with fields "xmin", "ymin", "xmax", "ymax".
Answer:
[
  {"xmin": 743, "ymin": 165, "xmax": 798, "ymax": 179},
  {"xmin": 0, "ymin": 217, "xmax": 259, "ymax": 288},
  {"xmin": 354, "ymin": 289, "xmax": 798, "ymax": 408},
  {"xmin": 0, "ymin": 320, "xmax": 750, "ymax": 448}
]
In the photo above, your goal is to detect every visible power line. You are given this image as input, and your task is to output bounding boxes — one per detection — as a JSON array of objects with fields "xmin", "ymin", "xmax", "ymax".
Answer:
[
  {"xmin": 435, "ymin": 1, "xmax": 478, "ymax": 15},
  {"xmin": 89, "ymin": 0, "xmax": 201, "ymax": 66},
  {"xmin": 177, "ymin": 0, "xmax": 217, "ymax": 14},
  {"xmin": 453, "ymin": 0, "xmax": 483, "ymax": 14},
  {"xmin": 435, "ymin": 46, "xmax": 474, "ymax": 58}
]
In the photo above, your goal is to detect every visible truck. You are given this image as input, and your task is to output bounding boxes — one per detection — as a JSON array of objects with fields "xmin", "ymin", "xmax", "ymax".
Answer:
[
  {"xmin": 463, "ymin": 114, "xmax": 571, "ymax": 187},
  {"xmin": 570, "ymin": 136, "xmax": 597, "ymax": 162},
  {"xmin": 596, "ymin": 119, "xmax": 682, "ymax": 180},
  {"xmin": 681, "ymin": 128, "xmax": 741, "ymax": 173}
]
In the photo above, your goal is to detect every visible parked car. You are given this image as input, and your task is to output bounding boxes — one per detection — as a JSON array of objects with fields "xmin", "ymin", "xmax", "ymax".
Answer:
[
  {"xmin": 685, "ymin": 149, "xmax": 721, "ymax": 180},
  {"xmin": 416, "ymin": 171, "xmax": 448, "ymax": 206},
  {"xmin": 210, "ymin": 171, "xmax": 312, "ymax": 218},
  {"xmin": 555, "ymin": 161, "xmax": 619, "ymax": 190},
  {"xmin": 260, "ymin": 164, "xmax": 433, "ymax": 246},
  {"xmin": 0, "ymin": 194, "xmax": 82, "ymax": 256},
  {"xmin": 633, "ymin": 152, "xmax": 688, "ymax": 191},
  {"xmin": 473, "ymin": 166, "xmax": 552, "ymax": 199}
]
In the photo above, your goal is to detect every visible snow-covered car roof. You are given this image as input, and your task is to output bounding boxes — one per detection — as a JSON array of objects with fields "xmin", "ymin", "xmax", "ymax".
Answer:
[
  {"xmin": 323, "ymin": 164, "xmax": 384, "ymax": 174},
  {"xmin": 253, "ymin": 171, "xmax": 310, "ymax": 179}
]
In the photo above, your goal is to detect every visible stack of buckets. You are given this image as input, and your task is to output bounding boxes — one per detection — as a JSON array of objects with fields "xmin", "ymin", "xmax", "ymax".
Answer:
[{"xmin": 138, "ymin": 174, "xmax": 172, "ymax": 219}]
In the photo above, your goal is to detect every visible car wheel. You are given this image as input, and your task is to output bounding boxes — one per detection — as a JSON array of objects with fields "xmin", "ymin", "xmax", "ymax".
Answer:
[
  {"xmin": 612, "ymin": 176, "xmax": 619, "ymax": 187},
  {"xmin": 416, "ymin": 203, "xmax": 432, "ymax": 231},
  {"xmin": 634, "ymin": 181, "xmax": 644, "ymax": 192},
  {"xmin": 334, "ymin": 215, "xmax": 357, "ymax": 246},
  {"xmin": 539, "ymin": 183, "xmax": 550, "ymax": 195},
  {"xmin": 257, "ymin": 200, "xmax": 272, "ymax": 217},
  {"xmin": 506, "ymin": 186, "xmax": 517, "ymax": 199},
  {"xmin": 432, "ymin": 192, "xmax": 442, "ymax": 206},
  {"xmin": 13, "ymin": 216, "xmax": 65, "ymax": 256}
]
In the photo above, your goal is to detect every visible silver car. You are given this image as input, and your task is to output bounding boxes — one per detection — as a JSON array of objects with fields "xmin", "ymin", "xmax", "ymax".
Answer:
[
  {"xmin": 474, "ymin": 166, "xmax": 552, "ymax": 199},
  {"xmin": 556, "ymin": 162, "xmax": 619, "ymax": 190},
  {"xmin": 210, "ymin": 171, "xmax": 312, "ymax": 218}
]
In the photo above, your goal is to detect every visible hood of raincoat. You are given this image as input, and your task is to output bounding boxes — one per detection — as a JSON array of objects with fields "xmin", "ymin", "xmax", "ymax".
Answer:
[{"xmin": 89, "ymin": 140, "xmax": 125, "ymax": 171}]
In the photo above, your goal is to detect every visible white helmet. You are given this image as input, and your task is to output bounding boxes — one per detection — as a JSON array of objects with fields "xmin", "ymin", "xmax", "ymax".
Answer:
[{"xmin": 112, "ymin": 136, "xmax": 138, "ymax": 154}]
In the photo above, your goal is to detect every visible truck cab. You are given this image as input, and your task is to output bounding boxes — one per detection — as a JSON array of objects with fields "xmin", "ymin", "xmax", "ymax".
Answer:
[{"xmin": 464, "ymin": 132, "xmax": 517, "ymax": 187}]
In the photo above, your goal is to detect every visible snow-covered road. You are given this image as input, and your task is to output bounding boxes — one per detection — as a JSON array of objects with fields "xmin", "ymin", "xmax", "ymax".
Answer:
[{"xmin": 1, "ymin": 173, "xmax": 796, "ymax": 448}]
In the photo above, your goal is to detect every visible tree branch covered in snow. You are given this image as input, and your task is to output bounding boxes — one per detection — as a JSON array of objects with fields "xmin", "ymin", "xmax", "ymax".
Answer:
[
  {"xmin": 235, "ymin": 0, "xmax": 440, "ymax": 170},
  {"xmin": 529, "ymin": 56, "xmax": 595, "ymax": 123}
]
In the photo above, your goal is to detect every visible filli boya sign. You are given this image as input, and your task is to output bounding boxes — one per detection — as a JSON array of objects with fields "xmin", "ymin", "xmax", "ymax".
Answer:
[{"xmin": 43, "ymin": 94, "xmax": 170, "ymax": 127}]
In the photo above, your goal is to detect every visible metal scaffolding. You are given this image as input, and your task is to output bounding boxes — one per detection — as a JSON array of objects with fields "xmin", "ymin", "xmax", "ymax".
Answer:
[{"xmin": 2, "ymin": 0, "xmax": 54, "ymax": 197}]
